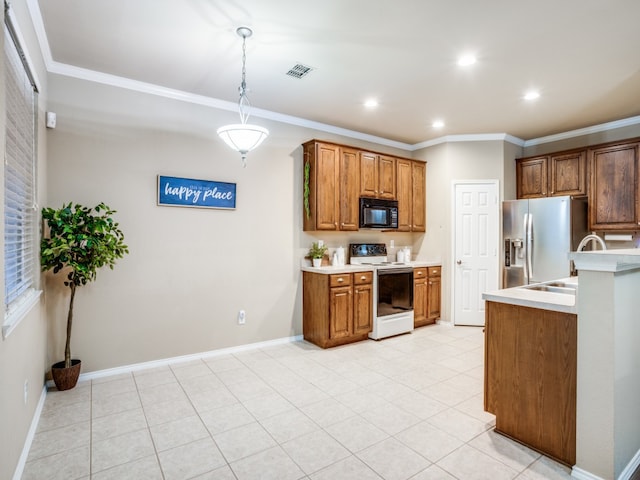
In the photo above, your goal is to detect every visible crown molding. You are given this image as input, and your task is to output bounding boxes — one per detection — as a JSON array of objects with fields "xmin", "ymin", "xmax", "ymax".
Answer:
[{"xmin": 522, "ymin": 115, "xmax": 640, "ymax": 147}]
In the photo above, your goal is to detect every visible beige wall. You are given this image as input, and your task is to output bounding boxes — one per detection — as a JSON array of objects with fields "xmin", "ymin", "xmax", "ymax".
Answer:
[
  {"xmin": 412, "ymin": 140, "xmax": 521, "ymax": 322},
  {"xmin": 0, "ymin": 1, "xmax": 49, "ymax": 479},
  {"xmin": 44, "ymin": 73, "xmax": 423, "ymax": 373}
]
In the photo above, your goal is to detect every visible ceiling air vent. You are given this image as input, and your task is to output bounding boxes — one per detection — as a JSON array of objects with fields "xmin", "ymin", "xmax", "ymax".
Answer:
[{"xmin": 286, "ymin": 63, "xmax": 313, "ymax": 79}]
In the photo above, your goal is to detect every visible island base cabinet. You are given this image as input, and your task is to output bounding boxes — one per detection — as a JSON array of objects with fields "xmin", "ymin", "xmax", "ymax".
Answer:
[{"xmin": 484, "ymin": 301, "xmax": 576, "ymax": 466}]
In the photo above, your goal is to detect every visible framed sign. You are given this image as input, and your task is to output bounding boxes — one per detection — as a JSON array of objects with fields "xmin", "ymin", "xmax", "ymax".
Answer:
[{"xmin": 157, "ymin": 175, "xmax": 236, "ymax": 209}]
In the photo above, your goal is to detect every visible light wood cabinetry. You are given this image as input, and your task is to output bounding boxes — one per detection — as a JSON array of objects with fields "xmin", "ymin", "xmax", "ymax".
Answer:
[
  {"xmin": 359, "ymin": 151, "xmax": 396, "ymax": 200},
  {"xmin": 413, "ymin": 265, "xmax": 441, "ymax": 327},
  {"xmin": 303, "ymin": 141, "xmax": 359, "ymax": 231},
  {"xmin": 516, "ymin": 150, "xmax": 587, "ymax": 199},
  {"xmin": 397, "ymin": 159, "xmax": 426, "ymax": 232},
  {"xmin": 588, "ymin": 141, "xmax": 640, "ymax": 230},
  {"xmin": 303, "ymin": 139, "xmax": 427, "ymax": 231},
  {"xmin": 303, "ymin": 271, "xmax": 373, "ymax": 348},
  {"xmin": 485, "ymin": 301, "xmax": 576, "ymax": 466},
  {"xmin": 426, "ymin": 266, "xmax": 441, "ymax": 320}
]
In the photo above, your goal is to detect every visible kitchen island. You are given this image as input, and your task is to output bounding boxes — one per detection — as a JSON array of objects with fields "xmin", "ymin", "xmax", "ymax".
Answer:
[
  {"xmin": 483, "ymin": 279, "xmax": 578, "ymax": 466},
  {"xmin": 485, "ymin": 250, "xmax": 640, "ymax": 480}
]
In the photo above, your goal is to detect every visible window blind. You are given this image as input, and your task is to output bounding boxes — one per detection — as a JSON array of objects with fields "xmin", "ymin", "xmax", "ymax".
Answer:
[{"xmin": 4, "ymin": 25, "xmax": 37, "ymax": 316}]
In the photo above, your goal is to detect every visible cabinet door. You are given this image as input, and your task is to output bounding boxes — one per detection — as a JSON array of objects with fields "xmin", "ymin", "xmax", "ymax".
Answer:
[
  {"xmin": 359, "ymin": 152, "xmax": 378, "ymax": 198},
  {"xmin": 396, "ymin": 159, "xmax": 412, "ymax": 232},
  {"xmin": 411, "ymin": 161, "xmax": 426, "ymax": 232},
  {"xmin": 316, "ymin": 143, "xmax": 340, "ymax": 230},
  {"xmin": 339, "ymin": 148, "xmax": 360, "ymax": 230},
  {"xmin": 329, "ymin": 286, "xmax": 353, "ymax": 339},
  {"xmin": 413, "ymin": 268, "xmax": 428, "ymax": 327},
  {"xmin": 516, "ymin": 157, "xmax": 548, "ymax": 198},
  {"xmin": 427, "ymin": 276, "xmax": 441, "ymax": 321},
  {"xmin": 589, "ymin": 142, "xmax": 639, "ymax": 230},
  {"xmin": 549, "ymin": 151, "xmax": 587, "ymax": 197},
  {"xmin": 353, "ymin": 283, "xmax": 372, "ymax": 335},
  {"xmin": 378, "ymin": 155, "xmax": 397, "ymax": 199}
]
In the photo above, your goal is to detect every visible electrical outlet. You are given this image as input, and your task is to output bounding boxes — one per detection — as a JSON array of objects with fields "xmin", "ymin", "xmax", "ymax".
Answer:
[
  {"xmin": 238, "ymin": 310, "xmax": 246, "ymax": 325},
  {"xmin": 24, "ymin": 379, "xmax": 28, "ymax": 405}
]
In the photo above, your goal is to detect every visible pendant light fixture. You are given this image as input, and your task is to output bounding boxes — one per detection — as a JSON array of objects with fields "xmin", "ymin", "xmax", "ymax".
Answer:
[{"xmin": 217, "ymin": 26, "xmax": 269, "ymax": 167}]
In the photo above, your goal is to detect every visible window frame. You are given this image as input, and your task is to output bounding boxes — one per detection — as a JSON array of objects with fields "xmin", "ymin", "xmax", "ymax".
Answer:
[{"xmin": 2, "ymin": 3, "xmax": 41, "ymax": 339}]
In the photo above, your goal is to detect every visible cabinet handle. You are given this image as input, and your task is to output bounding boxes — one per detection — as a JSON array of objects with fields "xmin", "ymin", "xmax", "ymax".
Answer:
[
  {"xmin": 429, "ymin": 282, "xmax": 432, "ymax": 285},
  {"xmin": 417, "ymin": 272, "xmax": 423, "ymax": 276},
  {"xmin": 360, "ymin": 276, "xmax": 367, "ymax": 280},
  {"xmin": 337, "ymin": 278, "xmax": 344, "ymax": 282},
  {"xmin": 355, "ymin": 289, "xmax": 359, "ymax": 294}
]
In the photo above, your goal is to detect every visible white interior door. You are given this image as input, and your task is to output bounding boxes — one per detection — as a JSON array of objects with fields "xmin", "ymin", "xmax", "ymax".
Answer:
[{"xmin": 453, "ymin": 181, "xmax": 499, "ymax": 326}]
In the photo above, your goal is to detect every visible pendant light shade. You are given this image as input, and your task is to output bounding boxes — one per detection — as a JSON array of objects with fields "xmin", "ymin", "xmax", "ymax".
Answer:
[
  {"xmin": 216, "ymin": 123, "xmax": 269, "ymax": 159},
  {"xmin": 217, "ymin": 27, "xmax": 269, "ymax": 167}
]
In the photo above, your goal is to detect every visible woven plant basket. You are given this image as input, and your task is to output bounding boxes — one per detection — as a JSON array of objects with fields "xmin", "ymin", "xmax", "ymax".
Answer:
[{"xmin": 51, "ymin": 359, "xmax": 82, "ymax": 391}]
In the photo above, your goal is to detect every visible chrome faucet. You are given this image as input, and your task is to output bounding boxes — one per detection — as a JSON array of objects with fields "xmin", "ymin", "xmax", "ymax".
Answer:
[{"xmin": 577, "ymin": 232, "xmax": 607, "ymax": 252}]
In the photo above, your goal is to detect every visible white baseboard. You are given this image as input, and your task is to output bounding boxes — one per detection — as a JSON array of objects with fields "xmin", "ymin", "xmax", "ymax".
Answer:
[
  {"xmin": 46, "ymin": 334, "xmax": 305, "ymax": 386},
  {"xmin": 619, "ymin": 448, "xmax": 640, "ymax": 480},
  {"xmin": 572, "ymin": 467, "xmax": 606, "ymax": 480},
  {"xmin": 12, "ymin": 385, "xmax": 47, "ymax": 480},
  {"xmin": 572, "ymin": 448, "xmax": 640, "ymax": 480}
]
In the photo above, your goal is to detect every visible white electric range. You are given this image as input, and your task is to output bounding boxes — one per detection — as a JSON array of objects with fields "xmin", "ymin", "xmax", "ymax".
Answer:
[{"xmin": 349, "ymin": 243, "xmax": 414, "ymax": 340}]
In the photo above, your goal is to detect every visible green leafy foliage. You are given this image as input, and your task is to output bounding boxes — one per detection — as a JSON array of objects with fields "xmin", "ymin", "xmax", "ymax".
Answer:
[
  {"xmin": 41, "ymin": 202, "xmax": 129, "ymax": 368},
  {"xmin": 308, "ymin": 241, "xmax": 328, "ymax": 259}
]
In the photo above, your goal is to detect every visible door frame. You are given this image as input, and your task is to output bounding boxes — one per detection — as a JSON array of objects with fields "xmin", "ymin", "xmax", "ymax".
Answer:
[{"xmin": 450, "ymin": 179, "xmax": 501, "ymax": 326}]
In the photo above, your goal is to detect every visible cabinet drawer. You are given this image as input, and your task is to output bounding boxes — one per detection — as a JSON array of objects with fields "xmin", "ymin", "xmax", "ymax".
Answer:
[
  {"xmin": 330, "ymin": 274, "xmax": 352, "ymax": 287},
  {"xmin": 413, "ymin": 267, "xmax": 428, "ymax": 279},
  {"xmin": 353, "ymin": 271, "xmax": 373, "ymax": 285},
  {"xmin": 428, "ymin": 266, "xmax": 441, "ymax": 277}
]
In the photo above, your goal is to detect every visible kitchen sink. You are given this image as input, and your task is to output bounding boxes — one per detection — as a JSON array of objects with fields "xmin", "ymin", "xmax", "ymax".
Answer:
[{"xmin": 521, "ymin": 283, "xmax": 577, "ymax": 295}]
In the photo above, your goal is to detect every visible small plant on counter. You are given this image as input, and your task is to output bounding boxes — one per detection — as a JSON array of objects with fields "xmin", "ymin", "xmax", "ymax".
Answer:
[{"xmin": 307, "ymin": 242, "xmax": 328, "ymax": 259}]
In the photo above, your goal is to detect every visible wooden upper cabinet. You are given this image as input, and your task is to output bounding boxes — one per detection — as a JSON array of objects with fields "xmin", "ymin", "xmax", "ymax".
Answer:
[
  {"xmin": 359, "ymin": 152, "xmax": 396, "ymax": 199},
  {"xmin": 359, "ymin": 152, "xmax": 378, "ymax": 198},
  {"xmin": 377, "ymin": 155, "xmax": 397, "ymax": 199},
  {"xmin": 303, "ymin": 140, "xmax": 359, "ymax": 231},
  {"xmin": 516, "ymin": 156, "xmax": 548, "ymax": 198},
  {"xmin": 589, "ymin": 141, "xmax": 640, "ymax": 230},
  {"xmin": 396, "ymin": 159, "xmax": 426, "ymax": 232},
  {"xmin": 411, "ymin": 161, "xmax": 426, "ymax": 232},
  {"xmin": 549, "ymin": 151, "xmax": 587, "ymax": 197},
  {"xmin": 396, "ymin": 159, "xmax": 412, "ymax": 231},
  {"xmin": 516, "ymin": 150, "xmax": 587, "ymax": 199},
  {"xmin": 338, "ymin": 147, "xmax": 360, "ymax": 230}
]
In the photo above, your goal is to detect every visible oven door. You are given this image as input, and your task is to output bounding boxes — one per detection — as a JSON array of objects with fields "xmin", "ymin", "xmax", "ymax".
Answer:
[{"xmin": 376, "ymin": 267, "xmax": 414, "ymax": 317}]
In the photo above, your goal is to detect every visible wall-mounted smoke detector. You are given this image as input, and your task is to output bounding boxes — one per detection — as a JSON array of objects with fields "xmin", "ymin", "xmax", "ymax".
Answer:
[{"xmin": 286, "ymin": 63, "xmax": 313, "ymax": 79}]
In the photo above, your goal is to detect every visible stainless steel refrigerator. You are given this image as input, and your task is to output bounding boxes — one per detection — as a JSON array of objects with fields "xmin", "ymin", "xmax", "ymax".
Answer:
[{"xmin": 503, "ymin": 196, "xmax": 588, "ymax": 287}]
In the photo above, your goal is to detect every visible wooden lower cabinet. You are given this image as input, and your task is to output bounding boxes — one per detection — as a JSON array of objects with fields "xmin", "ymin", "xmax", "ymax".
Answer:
[
  {"xmin": 303, "ymin": 271, "xmax": 373, "ymax": 348},
  {"xmin": 413, "ymin": 266, "xmax": 441, "ymax": 327},
  {"xmin": 484, "ymin": 301, "xmax": 576, "ymax": 466}
]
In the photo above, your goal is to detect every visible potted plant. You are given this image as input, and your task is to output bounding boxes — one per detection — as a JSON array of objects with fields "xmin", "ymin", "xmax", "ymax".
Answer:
[
  {"xmin": 308, "ymin": 242, "xmax": 328, "ymax": 267},
  {"xmin": 41, "ymin": 202, "xmax": 129, "ymax": 390}
]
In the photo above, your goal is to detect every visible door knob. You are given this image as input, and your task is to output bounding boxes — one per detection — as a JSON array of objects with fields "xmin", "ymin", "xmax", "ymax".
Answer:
[{"xmin": 456, "ymin": 260, "xmax": 462, "ymax": 265}]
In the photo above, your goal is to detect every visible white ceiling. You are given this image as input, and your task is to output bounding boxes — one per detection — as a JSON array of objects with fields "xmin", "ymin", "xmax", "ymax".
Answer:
[{"xmin": 33, "ymin": 0, "xmax": 640, "ymax": 146}]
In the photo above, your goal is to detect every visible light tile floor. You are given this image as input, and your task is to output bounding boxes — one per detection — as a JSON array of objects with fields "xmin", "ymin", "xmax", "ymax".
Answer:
[{"xmin": 21, "ymin": 324, "xmax": 575, "ymax": 480}]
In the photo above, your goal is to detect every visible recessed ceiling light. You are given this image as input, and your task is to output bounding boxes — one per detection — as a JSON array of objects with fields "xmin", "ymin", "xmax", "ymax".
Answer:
[
  {"xmin": 457, "ymin": 54, "xmax": 476, "ymax": 67},
  {"xmin": 524, "ymin": 90, "xmax": 540, "ymax": 101},
  {"xmin": 364, "ymin": 98, "xmax": 379, "ymax": 108},
  {"xmin": 432, "ymin": 120, "xmax": 445, "ymax": 128}
]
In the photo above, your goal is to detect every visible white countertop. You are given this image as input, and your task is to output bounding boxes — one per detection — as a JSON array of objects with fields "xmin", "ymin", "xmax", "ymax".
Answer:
[
  {"xmin": 482, "ymin": 277, "xmax": 578, "ymax": 314},
  {"xmin": 301, "ymin": 260, "xmax": 441, "ymax": 274},
  {"xmin": 569, "ymin": 248, "xmax": 640, "ymax": 272}
]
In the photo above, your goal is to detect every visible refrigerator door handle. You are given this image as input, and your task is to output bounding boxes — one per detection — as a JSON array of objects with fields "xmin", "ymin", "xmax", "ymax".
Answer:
[
  {"xmin": 522, "ymin": 214, "xmax": 529, "ymax": 280},
  {"xmin": 526, "ymin": 212, "xmax": 533, "ymax": 281}
]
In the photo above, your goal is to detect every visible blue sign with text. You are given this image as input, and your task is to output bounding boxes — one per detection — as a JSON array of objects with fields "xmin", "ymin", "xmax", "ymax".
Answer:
[{"xmin": 157, "ymin": 175, "xmax": 236, "ymax": 209}]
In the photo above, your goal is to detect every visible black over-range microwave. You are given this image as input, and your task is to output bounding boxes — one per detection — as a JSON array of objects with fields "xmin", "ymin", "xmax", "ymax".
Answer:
[{"xmin": 359, "ymin": 197, "xmax": 398, "ymax": 229}]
